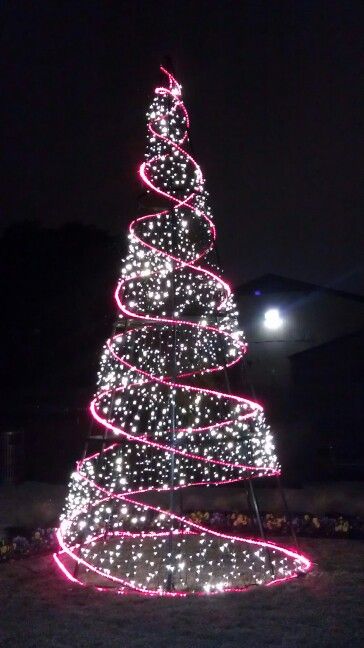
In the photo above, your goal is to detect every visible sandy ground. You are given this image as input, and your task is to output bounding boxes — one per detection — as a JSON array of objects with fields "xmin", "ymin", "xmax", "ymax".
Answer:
[{"xmin": 1, "ymin": 539, "xmax": 363, "ymax": 648}]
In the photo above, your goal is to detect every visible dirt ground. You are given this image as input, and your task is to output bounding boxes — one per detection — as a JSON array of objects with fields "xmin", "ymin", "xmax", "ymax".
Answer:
[{"xmin": 1, "ymin": 539, "xmax": 363, "ymax": 648}]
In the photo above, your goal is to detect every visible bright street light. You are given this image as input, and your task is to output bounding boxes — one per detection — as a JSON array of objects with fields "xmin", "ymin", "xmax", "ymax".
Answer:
[{"xmin": 264, "ymin": 308, "xmax": 284, "ymax": 330}]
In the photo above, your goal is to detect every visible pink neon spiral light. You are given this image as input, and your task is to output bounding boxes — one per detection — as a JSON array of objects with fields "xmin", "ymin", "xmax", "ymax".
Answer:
[{"xmin": 55, "ymin": 66, "xmax": 312, "ymax": 594}]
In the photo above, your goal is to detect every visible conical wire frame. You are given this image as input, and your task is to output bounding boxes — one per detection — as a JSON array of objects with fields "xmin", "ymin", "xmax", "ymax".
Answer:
[{"xmin": 54, "ymin": 65, "xmax": 311, "ymax": 596}]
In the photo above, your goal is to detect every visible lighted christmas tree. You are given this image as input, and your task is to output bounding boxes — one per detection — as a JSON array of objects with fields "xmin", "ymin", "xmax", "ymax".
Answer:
[{"xmin": 55, "ymin": 65, "xmax": 311, "ymax": 595}]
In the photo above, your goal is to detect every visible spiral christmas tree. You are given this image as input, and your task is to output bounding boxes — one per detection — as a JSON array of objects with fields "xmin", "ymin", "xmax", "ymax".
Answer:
[{"xmin": 55, "ymin": 66, "xmax": 311, "ymax": 595}]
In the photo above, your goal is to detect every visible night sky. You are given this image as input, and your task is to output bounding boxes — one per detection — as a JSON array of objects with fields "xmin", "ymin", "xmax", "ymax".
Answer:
[{"xmin": 3, "ymin": 1, "xmax": 364, "ymax": 293}]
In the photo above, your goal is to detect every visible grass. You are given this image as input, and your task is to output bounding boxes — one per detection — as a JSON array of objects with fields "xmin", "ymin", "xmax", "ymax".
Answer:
[{"xmin": 1, "ymin": 539, "xmax": 363, "ymax": 647}]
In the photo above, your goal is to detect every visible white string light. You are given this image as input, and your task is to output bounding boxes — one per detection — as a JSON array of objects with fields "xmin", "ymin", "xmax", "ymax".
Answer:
[{"xmin": 54, "ymin": 65, "xmax": 311, "ymax": 596}]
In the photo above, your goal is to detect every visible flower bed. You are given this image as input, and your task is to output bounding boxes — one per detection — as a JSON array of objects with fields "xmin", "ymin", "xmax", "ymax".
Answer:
[
  {"xmin": 1, "ymin": 512, "xmax": 363, "ymax": 564},
  {"xmin": 188, "ymin": 511, "xmax": 364, "ymax": 538},
  {"xmin": 0, "ymin": 528, "xmax": 58, "ymax": 563}
]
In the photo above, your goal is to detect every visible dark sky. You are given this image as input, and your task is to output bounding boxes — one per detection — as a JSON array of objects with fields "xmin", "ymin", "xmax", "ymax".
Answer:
[{"xmin": 3, "ymin": 0, "xmax": 363, "ymax": 292}]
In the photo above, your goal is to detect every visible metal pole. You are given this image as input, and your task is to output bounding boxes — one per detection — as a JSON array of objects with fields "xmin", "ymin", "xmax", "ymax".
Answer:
[
  {"xmin": 166, "ymin": 208, "xmax": 178, "ymax": 591},
  {"xmin": 73, "ymin": 317, "xmax": 124, "ymax": 578},
  {"xmin": 276, "ymin": 475, "xmax": 299, "ymax": 548},
  {"xmin": 165, "ymin": 75, "xmax": 178, "ymax": 588},
  {"xmin": 218, "ymin": 327, "xmax": 274, "ymax": 576}
]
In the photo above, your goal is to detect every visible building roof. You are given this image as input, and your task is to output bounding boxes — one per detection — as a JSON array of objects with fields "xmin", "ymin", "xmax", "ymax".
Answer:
[{"xmin": 236, "ymin": 273, "xmax": 364, "ymax": 303}]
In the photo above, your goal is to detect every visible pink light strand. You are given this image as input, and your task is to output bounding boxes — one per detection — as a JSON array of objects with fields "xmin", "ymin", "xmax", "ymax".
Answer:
[{"xmin": 55, "ymin": 65, "xmax": 312, "ymax": 595}]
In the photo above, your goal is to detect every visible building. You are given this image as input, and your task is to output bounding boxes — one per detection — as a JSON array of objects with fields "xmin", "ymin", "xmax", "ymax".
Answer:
[{"xmin": 235, "ymin": 274, "xmax": 364, "ymax": 480}]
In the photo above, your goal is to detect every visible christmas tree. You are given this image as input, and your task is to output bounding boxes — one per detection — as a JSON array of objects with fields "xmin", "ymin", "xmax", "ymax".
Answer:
[{"xmin": 55, "ymin": 65, "xmax": 311, "ymax": 595}]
